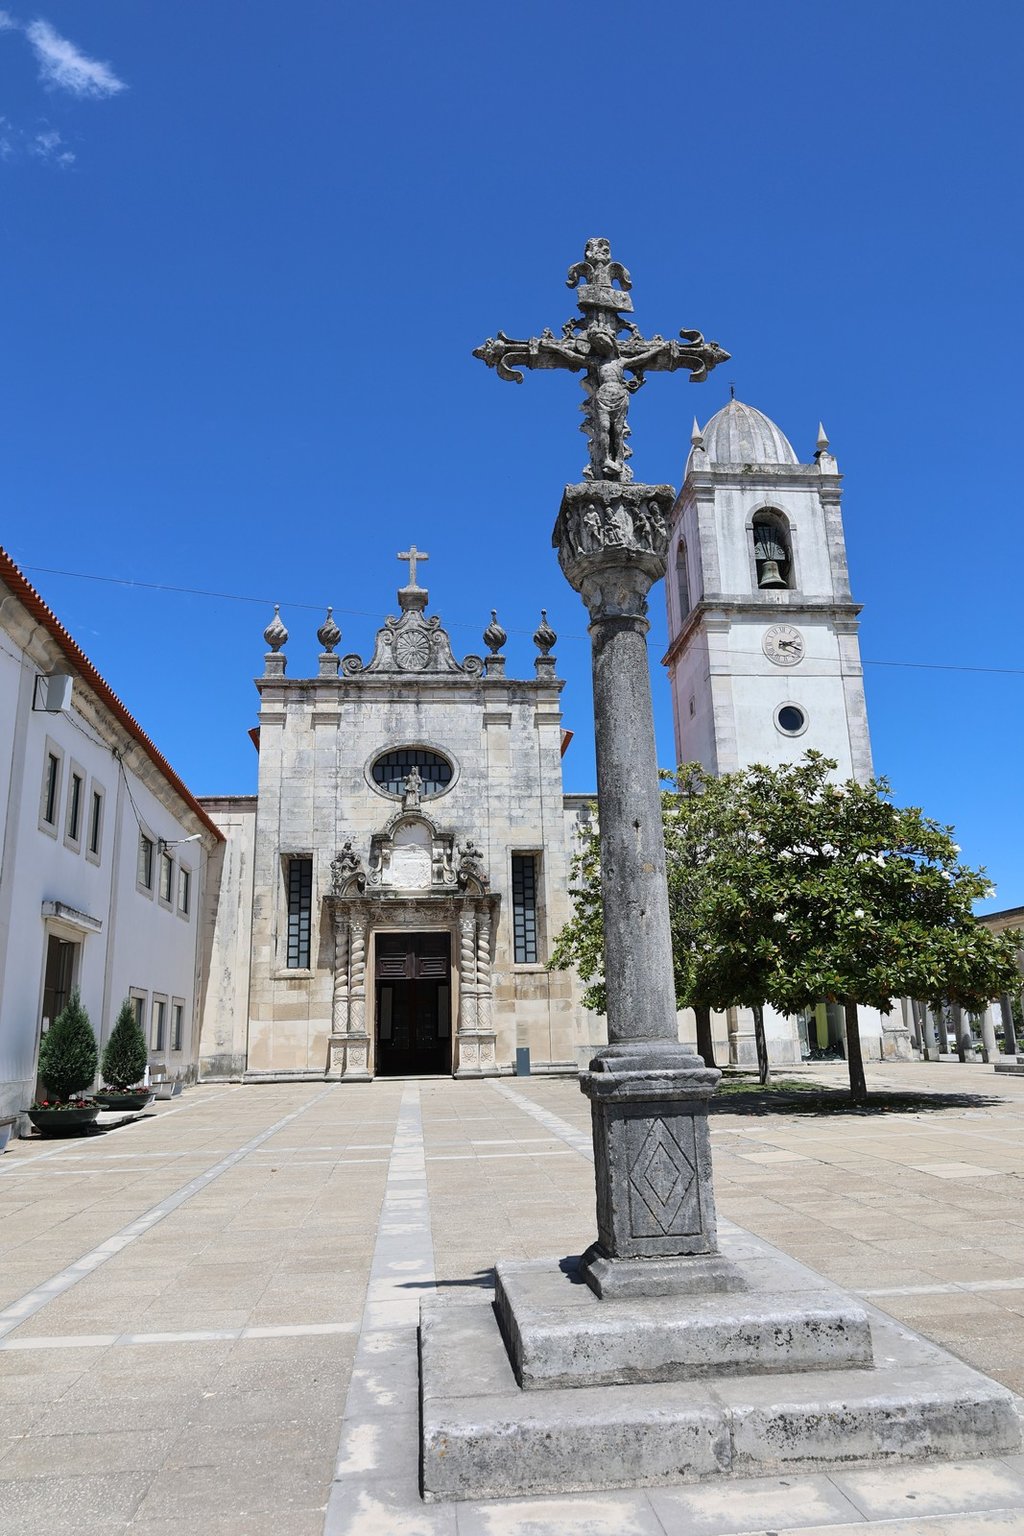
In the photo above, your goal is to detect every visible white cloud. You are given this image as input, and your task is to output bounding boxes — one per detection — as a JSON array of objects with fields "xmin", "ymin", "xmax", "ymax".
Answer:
[
  {"xmin": 25, "ymin": 18, "xmax": 125, "ymax": 98},
  {"xmin": 0, "ymin": 114, "xmax": 75, "ymax": 167},
  {"xmin": 32, "ymin": 127, "xmax": 73, "ymax": 165},
  {"xmin": 0, "ymin": 10, "xmax": 18, "ymax": 29}
]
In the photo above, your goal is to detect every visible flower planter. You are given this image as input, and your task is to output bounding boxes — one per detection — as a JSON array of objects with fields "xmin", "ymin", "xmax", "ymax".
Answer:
[
  {"xmin": 27, "ymin": 1104, "xmax": 100, "ymax": 1137},
  {"xmin": 93, "ymin": 1090, "xmax": 155, "ymax": 1112}
]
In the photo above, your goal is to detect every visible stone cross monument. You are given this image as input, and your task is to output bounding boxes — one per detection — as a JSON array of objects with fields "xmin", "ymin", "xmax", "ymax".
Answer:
[{"xmin": 475, "ymin": 238, "xmax": 731, "ymax": 1294}]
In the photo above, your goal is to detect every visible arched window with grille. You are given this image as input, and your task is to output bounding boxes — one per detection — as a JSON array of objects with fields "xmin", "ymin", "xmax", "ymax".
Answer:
[
  {"xmin": 676, "ymin": 540, "xmax": 691, "ymax": 623},
  {"xmin": 751, "ymin": 511, "xmax": 792, "ymax": 590}
]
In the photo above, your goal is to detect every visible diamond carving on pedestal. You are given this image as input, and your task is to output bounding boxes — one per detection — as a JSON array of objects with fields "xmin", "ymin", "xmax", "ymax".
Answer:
[{"xmin": 629, "ymin": 1118, "xmax": 695, "ymax": 1236}]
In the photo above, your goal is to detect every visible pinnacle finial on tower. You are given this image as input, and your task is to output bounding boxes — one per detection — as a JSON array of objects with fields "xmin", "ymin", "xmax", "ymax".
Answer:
[
  {"xmin": 691, "ymin": 416, "xmax": 704, "ymax": 450},
  {"xmin": 816, "ymin": 421, "xmax": 830, "ymax": 455}
]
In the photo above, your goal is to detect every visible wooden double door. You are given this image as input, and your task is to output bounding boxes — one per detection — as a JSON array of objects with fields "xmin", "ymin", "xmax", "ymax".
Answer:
[{"xmin": 374, "ymin": 932, "xmax": 452, "ymax": 1077}]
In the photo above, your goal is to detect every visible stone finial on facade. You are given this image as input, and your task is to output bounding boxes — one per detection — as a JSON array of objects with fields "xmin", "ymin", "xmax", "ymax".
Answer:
[
  {"xmin": 815, "ymin": 421, "xmax": 838, "ymax": 474},
  {"xmin": 691, "ymin": 417, "xmax": 704, "ymax": 451},
  {"xmin": 533, "ymin": 610, "xmax": 558, "ymax": 680},
  {"xmin": 317, "ymin": 606, "xmax": 341, "ymax": 653},
  {"xmin": 533, "ymin": 611, "xmax": 557, "ymax": 655},
  {"xmin": 263, "ymin": 605, "xmax": 288, "ymax": 677},
  {"xmin": 484, "ymin": 610, "xmax": 507, "ymax": 655},
  {"xmin": 317, "ymin": 606, "xmax": 341, "ymax": 677},
  {"xmin": 483, "ymin": 610, "xmax": 507, "ymax": 677}
]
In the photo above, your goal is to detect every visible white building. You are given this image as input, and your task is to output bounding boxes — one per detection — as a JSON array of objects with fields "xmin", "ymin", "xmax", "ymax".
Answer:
[{"xmin": 0, "ymin": 549, "xmax": 224, "ymax": 1127}]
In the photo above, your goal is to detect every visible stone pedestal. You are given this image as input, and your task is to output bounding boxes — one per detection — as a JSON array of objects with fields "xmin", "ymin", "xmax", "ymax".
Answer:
[{"xmin": 580, "ymin": 1061, "xmax": 720, "ymax": 1286}]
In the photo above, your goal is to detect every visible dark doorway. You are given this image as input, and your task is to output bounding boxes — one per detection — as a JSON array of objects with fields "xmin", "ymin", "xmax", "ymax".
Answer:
[
  {"xmin": 42, "ymin": 935, "xmax": 77, "ymax": 1027},
  {"xmin": 374, "ymin": 932, "xmax": 451, "ymax": 1077}
]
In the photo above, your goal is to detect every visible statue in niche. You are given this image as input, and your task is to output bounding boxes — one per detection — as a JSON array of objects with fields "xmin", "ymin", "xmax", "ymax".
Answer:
[
  {"xmin": 331, "ymin": 840, "xmax": 365, "ymax": 894},
  {"xmin": 403, "ymin": 766, "xmax": 423, "ymax": 809},
  {"xmin": 457, "ymin": 839, "xmax": 488, "ymax": 890}
]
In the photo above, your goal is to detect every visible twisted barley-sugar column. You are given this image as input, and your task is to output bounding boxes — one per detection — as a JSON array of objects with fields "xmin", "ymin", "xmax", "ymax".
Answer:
[
  {"xmin": 348, "ymin": 916, "xmax": 367, "ymax": 1033},
  {"xmin": 475, "ymin": 906, "xmax": 492, "ymax": 1034},
  {"xmin": 332, "ymin": 913, "xmax": 350, "ymax": 1033},
  {"xmin": 459, "ymin": 909, "xmax": 478, "ymax": 1033}
]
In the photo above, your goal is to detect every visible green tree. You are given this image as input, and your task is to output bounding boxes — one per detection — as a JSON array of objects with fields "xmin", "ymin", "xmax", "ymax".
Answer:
[
  {"xmin": 550, "ymin": 753, "xmax": 1021, "ymax": 1104},
  {"xmin": 37, "ymin": 988, "xmax": 98, "ymax": 1103},
  {"xmin": 101, "ymin": 999, "xmax": 148, "ymax": 1090}
]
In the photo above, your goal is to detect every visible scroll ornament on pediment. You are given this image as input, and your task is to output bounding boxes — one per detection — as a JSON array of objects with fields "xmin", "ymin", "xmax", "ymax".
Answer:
[{"xmin": 342, "ymin": 610, "xmax": 484, "ymax": 677}]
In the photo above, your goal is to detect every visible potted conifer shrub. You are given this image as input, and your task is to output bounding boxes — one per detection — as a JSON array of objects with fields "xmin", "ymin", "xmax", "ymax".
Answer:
[
  {"xmin": 95, "ymin": 999, "xmax": 153, "ymax": 1111},
  {"xmin": 28, "ymin": 989, "xmax": 100, "ymax": 1135}
]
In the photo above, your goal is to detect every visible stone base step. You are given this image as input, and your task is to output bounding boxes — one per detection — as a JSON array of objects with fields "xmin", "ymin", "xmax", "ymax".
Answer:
[
  {"xmin": 420, "ymin": 1296, "xmax": 1022, "ymax": 1502},
  {"xmin": 495, "ymin": 1253, "xmax": 873, "ymax": 1389}
]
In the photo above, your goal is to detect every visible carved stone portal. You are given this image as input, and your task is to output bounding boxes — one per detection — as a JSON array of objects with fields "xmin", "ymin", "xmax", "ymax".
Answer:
[{"xmin": 325, "ymin": 892, "xmax": 498, "ymax": 1081}]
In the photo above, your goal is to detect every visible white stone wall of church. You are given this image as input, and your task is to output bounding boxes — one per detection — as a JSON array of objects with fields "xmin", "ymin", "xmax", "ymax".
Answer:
[{"xmin": 196, "ymin": 799, "xmax": 256, "ymax": 1078}]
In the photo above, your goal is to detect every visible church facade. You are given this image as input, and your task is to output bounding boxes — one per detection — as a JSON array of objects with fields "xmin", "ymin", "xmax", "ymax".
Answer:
[{"xmin": 198, "ymin": 553, "xmax": 587, "ymax": 1082}]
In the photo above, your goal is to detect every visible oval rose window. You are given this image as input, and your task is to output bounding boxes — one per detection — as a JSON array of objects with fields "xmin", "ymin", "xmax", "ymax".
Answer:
[{"xmin": 371, "ymin": 748, "xmax": 453, "ymax": 798}]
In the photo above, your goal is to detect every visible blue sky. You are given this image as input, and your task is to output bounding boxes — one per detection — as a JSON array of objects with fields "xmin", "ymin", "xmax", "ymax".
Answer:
[{"xmin": 1, "ymin": 1, "xmax": 1021, "ymax": 910}]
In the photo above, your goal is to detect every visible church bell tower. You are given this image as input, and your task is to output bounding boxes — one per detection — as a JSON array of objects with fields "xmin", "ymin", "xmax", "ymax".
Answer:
[{"xmin": 663, "ymin": 398, "xmax": 872, "ymax": 780}]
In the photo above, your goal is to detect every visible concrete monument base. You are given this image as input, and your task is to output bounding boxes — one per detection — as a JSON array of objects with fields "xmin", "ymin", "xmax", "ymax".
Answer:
[
  {"xmin": 419, "ymin": 1227, "xmax": 1023, "ymax": 1502},
  {"xmin": 494, "ymin": 1252, "xmax": 873, "ymax": 1390}
]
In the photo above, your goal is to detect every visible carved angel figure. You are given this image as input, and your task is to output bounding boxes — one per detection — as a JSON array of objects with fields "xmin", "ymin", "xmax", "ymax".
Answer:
[
  {"xmin": 456, "ymin": 839, "xmax": 488, "ymax": 890},
  {"xmin": 331, "ymin": 840, "xmax": 365, "ymax": 894}
]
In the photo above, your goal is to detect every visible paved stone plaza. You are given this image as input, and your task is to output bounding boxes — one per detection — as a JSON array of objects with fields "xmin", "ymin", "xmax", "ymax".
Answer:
[{"xmin": 3, "ymin": 1063, "xmax": 1024, "ymax": 1533}]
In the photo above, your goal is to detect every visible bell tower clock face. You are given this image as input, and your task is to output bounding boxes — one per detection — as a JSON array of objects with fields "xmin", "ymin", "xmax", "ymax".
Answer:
[{"xmin": 762, "ymin": 624, "xmax": 805, "ymax": 666}]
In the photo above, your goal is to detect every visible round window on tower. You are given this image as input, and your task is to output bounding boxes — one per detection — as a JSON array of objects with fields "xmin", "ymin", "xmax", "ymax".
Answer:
[
  {"xmin": 775, "ymin": 703, "xmax": 808, "ymax": 738},
  {"xmin": 368, "ymin": 746, "xmax": 457, "ymax": 800}
]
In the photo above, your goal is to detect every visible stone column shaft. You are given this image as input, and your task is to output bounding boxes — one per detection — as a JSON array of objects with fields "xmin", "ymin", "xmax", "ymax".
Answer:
[{"xmin": 590, "ymin": 611, "xmax": 679, "ymax": 1055}]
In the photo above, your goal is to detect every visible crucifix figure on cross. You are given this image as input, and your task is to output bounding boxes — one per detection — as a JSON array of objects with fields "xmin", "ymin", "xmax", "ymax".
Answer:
[
  {"xmin": 398, "ymin": 545, "xmax": 429, "ymax": 586},
  {"xmin": 474, "ymin": 237, "xmax": 730, "ymax": 483}
]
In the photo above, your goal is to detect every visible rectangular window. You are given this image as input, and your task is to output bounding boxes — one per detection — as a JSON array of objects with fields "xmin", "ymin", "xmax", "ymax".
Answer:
[
  {"xmin": 159, "ymin": 851, "xmax": 174, "ymax": 903},
  {"xmin": 67, "ymin": 772, "xmax": 83, "ymax": 844},
  {"xmin": 512, "ymin": 854, "xmax": 539, "ymax": 964},
  {"xmin": 171, "ymin": 1001, "xmax": 184, "ymax": 1051},
  {"xmin": 43, "ymin": 752, "xmax": 60, "ymax": 826},
  {"xmin": 138, "ymin": 834, "xmax": 154, "ymax": 890},
  {"xmin": 177, "ymin": 866, "xmax": 191, "ymax": 916},
  {"xmin": 151, "ymin": 997, "xmax": 166, "ymax": 1051},
  {"xmin": 132, "ymin": 993, "xmax": 146, "ymax": 1032},
  {"xmin": 88, "ymin": 789, "xmax": 103, "ymax": 856},
  {"xmin": 286, "ymin": 857, "xmax": 313, "ymax": 969}
]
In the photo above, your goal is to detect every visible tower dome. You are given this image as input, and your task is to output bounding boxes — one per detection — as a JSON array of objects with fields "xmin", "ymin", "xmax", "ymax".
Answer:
[{"xmin": 689, "ymin": 398, "xmax": 798, "ymax": 472}]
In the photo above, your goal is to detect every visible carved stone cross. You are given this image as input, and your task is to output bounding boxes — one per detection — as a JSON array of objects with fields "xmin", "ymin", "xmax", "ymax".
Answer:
[
  {"xmin": 473, "ymin": 237, "xmax": 729, "ymax": 483},
  {"xmin": 398, "ymin": 545, "xmax": 429, "ymax": 586}
]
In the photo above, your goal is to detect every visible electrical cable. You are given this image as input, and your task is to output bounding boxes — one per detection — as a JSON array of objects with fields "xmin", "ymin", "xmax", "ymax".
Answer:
[{"xmin": 15, "ymin": 560, "xmax": 1024, "ymax": 680}]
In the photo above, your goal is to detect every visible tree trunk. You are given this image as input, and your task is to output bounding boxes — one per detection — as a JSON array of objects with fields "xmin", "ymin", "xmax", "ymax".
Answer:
[
  {"xmin": 694, "ymin": 1003, "xmax": 717, "ymax": 1070},
  {"xmin": 843, "ymin": 998, "xmax": 867, "ymax": 1105},
  {"xmin": 752, "ymin": 1003, "xmax": 771, "ymax": 1086}
]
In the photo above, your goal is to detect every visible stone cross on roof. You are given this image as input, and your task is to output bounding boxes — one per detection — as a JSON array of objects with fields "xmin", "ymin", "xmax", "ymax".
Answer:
[
  {"xmin": 398, "ymin": 545, "xmax": 429, "ymax": 586},
  {"xmin": 473, "ymin": 237, "xmax": 730, "ymax": 484}
]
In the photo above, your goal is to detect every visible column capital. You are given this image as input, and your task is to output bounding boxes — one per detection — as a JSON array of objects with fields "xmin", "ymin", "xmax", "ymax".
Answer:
[{"xmin": 553, "ymin": 481, "xmax": 675, "ymax": 622}]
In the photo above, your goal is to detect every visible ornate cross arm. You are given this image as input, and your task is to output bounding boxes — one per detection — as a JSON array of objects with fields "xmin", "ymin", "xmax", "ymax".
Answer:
[{"xmin": 473, "ymin": 330, "xmax": 588, "ymax": 385}]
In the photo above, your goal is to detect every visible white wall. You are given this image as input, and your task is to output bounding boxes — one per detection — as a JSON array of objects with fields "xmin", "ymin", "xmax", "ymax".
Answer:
[{"xmin": 0, "ymin": 593, "xmax": 213, "ymax": 1122}]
